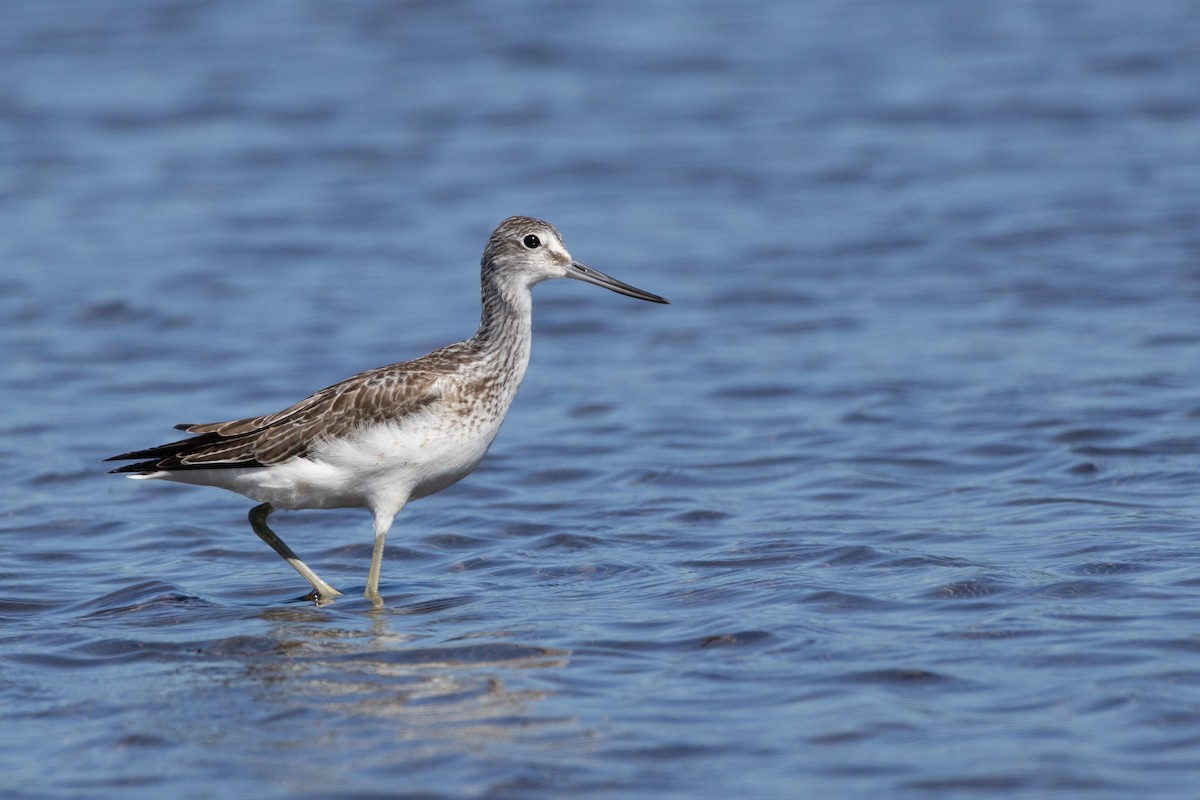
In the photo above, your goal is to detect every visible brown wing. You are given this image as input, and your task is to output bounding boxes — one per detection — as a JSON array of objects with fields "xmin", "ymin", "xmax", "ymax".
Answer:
[{"xmin": 106, "ymin": 363, "xmax": 444, "ymax": 473}]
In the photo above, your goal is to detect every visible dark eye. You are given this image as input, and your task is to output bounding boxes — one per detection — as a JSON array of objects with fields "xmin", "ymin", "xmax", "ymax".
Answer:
[{"xmin": 522, "ymin": 234, "xmax": 541, "ymax": 249}]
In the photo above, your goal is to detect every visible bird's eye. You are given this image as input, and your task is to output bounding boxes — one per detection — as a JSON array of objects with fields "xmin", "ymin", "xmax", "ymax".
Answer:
[{"xmin": 522, "ymin": 234, "xmax": 541, "ymax": 249}]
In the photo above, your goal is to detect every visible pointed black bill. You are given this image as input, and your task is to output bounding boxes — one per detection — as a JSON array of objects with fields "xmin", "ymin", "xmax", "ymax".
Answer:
[{"xmin": 565, "ymin": 261, "xmax": 669, "ymax": 304}]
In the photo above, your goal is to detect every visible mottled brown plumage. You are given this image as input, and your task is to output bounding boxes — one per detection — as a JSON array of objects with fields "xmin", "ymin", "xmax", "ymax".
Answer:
[{"xmin": 110, "ymin": 356, "xmax": 455, "ymax": 471}]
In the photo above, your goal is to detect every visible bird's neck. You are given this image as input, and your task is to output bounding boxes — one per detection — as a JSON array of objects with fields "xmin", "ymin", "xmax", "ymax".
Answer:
[{"xmin": 470, "ymin": 272, "xmax": 534, "ymax": 373}]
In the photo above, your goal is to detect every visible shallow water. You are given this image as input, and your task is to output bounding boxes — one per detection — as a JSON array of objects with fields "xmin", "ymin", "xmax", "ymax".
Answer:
[{"xmin": 3, "ymin": 1, "xmax": 1199, "ymax": 797}]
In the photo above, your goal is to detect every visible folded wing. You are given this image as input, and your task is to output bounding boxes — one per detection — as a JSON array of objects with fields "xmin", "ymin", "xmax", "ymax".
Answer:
[{"xmin": 106, "ymin": 365, "xmax": 443, "ymax": 473}]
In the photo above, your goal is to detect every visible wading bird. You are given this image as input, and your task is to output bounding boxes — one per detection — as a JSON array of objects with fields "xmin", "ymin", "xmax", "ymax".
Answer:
[{"xmin": 107, "ymin": 216, "xmax": 668, "ymax": 605}]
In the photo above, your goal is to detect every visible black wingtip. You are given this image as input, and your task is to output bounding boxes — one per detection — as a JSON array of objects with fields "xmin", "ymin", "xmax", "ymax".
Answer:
[
  {"xmin": 104, "ymin": 431, "xmax": 222, "ymax": 464},
  {"xmin": 108, "ymin": 460, "xmax": 162, "ymax": 474},
  {"xmin": 105, "ymin": 448, "xmax": 162, "ymax": 463}
]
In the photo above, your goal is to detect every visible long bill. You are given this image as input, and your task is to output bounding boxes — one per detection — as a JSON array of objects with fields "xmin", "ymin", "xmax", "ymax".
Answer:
[{"xmin": 565, "ymin": 261, "xmax": 670, "ymax": 304}]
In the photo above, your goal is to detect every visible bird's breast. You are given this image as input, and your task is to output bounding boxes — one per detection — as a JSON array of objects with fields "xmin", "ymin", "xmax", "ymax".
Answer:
[{"xmin": 318, "ymin": 388, "xmax": 513, "ymax": 499}]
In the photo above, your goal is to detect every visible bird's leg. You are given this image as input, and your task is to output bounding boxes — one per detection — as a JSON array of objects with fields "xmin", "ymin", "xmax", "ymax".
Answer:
[
  {"xmin": 248, "ymin": 503, "xmax": 343, "ymax": 605},
  {"xmin": 364, "ymin": 510, "xmax": 396, "ymax": 607}
]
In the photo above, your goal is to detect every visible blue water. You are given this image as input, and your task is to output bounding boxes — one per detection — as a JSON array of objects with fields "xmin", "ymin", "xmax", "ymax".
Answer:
[{"xmin": 3, "ymin": 1, "xmax": 1199, "ymax": 797}]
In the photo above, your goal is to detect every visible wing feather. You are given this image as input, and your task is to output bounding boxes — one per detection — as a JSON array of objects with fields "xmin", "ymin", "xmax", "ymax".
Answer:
[{"xmin": 106, "ymin": 361, "xmax": 448, "ymax": 473}]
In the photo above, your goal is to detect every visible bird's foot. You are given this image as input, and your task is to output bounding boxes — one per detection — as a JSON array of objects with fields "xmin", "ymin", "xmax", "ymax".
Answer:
[{"xmin": 301, "ymin": 587, "xmax": 344, "ymax": 606}]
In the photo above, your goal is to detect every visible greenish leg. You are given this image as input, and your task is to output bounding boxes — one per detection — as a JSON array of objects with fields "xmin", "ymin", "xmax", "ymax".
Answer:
[
  {"xmin": 364, "ymin": 510, "xmax": 395, "ymax": 608},
  {"xmin": 249, "ymin": 503, "xmax": 343, "ymax": 605}
]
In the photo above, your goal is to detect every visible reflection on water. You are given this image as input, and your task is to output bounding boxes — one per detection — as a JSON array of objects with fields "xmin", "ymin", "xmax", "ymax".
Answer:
[{"xmin": 248, "ymin": 608, "xmax": 572, "ymax": 760}]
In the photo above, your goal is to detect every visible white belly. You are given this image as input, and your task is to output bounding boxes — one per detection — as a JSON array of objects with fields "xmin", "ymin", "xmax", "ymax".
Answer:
[{"xmin": 143, "ymin": 409, "xmax": 503, "ymax": 513}]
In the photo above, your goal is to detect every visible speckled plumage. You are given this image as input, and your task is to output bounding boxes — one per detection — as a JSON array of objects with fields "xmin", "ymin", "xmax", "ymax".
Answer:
[{"xmin": 106, "ymin": 216, "xmax": 668, "ymax": 605}]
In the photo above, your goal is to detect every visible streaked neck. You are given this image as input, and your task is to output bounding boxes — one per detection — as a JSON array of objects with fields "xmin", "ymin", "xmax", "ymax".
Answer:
[{"xmin": 471, "ymin": 272, "xmax": 534, "ymax": 370}]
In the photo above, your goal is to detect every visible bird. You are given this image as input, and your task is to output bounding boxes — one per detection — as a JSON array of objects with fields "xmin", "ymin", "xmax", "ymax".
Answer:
[{"xmin": 106, "ymin": 216, "xmax": 668, "ymax": 606}]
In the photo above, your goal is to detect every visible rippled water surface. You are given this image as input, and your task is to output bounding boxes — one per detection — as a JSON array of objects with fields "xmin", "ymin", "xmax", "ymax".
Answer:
[{"xmin": 3, "ymin": 1, "xmax": 1199, "ymax": 797}]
